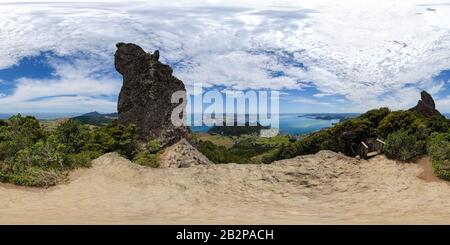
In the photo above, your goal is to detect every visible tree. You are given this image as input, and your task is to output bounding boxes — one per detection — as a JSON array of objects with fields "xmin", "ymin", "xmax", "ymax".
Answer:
[
  {"xmin": 377, "ymin": 110, "xmax": 417, "ymax": 138},
  {"xmin": 0, "ymin": 114, "xmax": 46, "ymax": 161},
  {"xmin": 427, "ymin": 132, "xmax": 450, "ymax": 180},
  {"xmin": 360, "ymin": 107, "xmax": 390, "ymax": 126},
  {"xmin": 85, "ymin": 120, "xmax": 138, "ymax": 159},
  {"xmin": 384, "ymin": 130, "xmax": 425, "ymax": 161},
  {"xmin": 54, "ymin": 119, "xmax": 90, "ymax": 154}
]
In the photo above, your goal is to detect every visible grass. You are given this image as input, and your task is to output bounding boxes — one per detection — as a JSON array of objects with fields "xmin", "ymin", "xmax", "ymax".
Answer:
[
  {"xmin": 253, "ymin": 135, "xmax": 290, "ymax": 146},
  {"xmin": 194, "ymin": 133, "xmax": 234, "ymax": 148},
  {"xmin": 194, "ymin": 133, "xmax": 290, "ymax": 164},
  {"xmin": 40, "ymin": 119, "xmax": 68, "ymax": 131}
]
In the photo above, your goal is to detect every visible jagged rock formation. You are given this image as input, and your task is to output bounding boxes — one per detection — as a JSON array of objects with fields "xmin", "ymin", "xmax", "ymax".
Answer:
[
  {"xmin": 409, "ymin": 90, "xmax": 444, "ymax": 118},
  {"xmin": 159, "ymin": 139, "xmax": 212, "ymax": 168},
  {"xmin": 114, "ymin": 43, "xmax": 189, "ymax": 145}
]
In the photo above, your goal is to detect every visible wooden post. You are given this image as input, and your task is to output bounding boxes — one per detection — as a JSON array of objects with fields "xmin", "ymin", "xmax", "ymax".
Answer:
[
  {"xmin": 360, "ymin": 142, "xmax": 369, "ymax": 159},
  {"xmin": 375, "ymin": 139, "xmax": 386, "ymax": 153}
]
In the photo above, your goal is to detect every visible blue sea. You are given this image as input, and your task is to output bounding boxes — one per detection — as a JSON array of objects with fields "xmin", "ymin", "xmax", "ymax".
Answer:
[
  {"xmin": 277, "ymin": 114, "xmax": 341, "ymax": 135},
  {"xmin": 190, "ymin": 113, "xmax": 355, "ymax": 135}
]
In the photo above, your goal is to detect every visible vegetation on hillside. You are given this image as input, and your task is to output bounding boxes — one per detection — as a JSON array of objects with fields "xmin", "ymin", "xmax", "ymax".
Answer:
[
  {"xmin": 427, "ymin": 133, "xmax": 450, "ymax": 180},
  {"xmin": 208, "ymin": 121, "xmax": 269, "ymax": 136},
  {"xmin": 0, "ymin": 114, "xmax": 159, "ymax": 187},
  {"xmin": 273, "ymin": 108, "xmax": 449, "ymax": 163},
  {"xmin": 194, "ymin": 134, "xmax": 289, "ymax": 164},
  {"xmin": 195, "ymin": 107, "xmax": 450, "ymax": 176},
  {"xmin": 133, "ymin": 139, "xmax": 161, "ymax": 168},
  {"xmin": 71, "ymin": 112, "xmax": 118, "ymax": 126}
]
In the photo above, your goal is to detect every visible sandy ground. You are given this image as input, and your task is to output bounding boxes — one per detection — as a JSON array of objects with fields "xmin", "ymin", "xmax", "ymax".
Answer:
[{"xmin": 1, "ymin": 151, "xmax": 450, "ymax": 224}]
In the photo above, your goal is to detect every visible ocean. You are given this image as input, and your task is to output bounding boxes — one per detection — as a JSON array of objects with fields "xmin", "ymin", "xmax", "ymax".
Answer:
[{"xmin": 190, "ymin": 113, "xmax": 358, "ymax": 135}]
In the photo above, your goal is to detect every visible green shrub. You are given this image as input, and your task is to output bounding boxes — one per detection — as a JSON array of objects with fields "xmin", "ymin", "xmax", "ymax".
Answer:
[
  {"xmin": 195, "ymin": 135, "xmax": 289, "ymax": 164},
  {"xmin": 132, "ymin": 139, "xmax": 163, "ymax": 168},
  {"xmin": 0, "ymin": 119, "xmax": 7, "ymax": 127},
  {"xmin": 8, "ymin": 167, "xmax": 64, "ymax": 187},
  {"xmin": 274, "ymin": 117, "xmax": 375, "ymax": 159},
  {"xmin": 427, "ymin": 132, "xmax": 450, "ymax": 180},
  {"xmin": 0, "ymin": 114, "xmax": 46, "ymax": 160},
  {"xmin": 360, "ymin": 107, "xmax": 390, "ymax": 126},
  {"xmin": 426, "ymin": 115, "xmax": 450, "ymax": 134},
  {"xmin": 66, "ymin": 151, "xmax": 94, "ymax": 168},
  {"xmin": 54, "ymin": 119, "xmax": 90, "ymax": 154},
  {"xmin": 384, "ymin": 130, "xmax": 425, "ymax": 161},
  {"xmin": 250, "ymin": 148, "xmax": 280, "ymax": 164},
  {"xmin": 147, "ymin": 139, "xmax": 161, "ymax": 154},
  {"xmin": 0, "ymin": 115, "xmax": 146, "ymax": 187},
  {"xmin": 377, "ymin": 110, "xmax": 419, "ymax": 138},
  {"xmin": 85, "ymin": 120, "xmax": 138, "ymax": 159},
  {"xmin": 427, "ymin": 133, "xmax": 450, "ymax": 160},
  {"xmin": 432, "ymin": 159, "xmax": 450, "ymax": 180},
  {"xmin": 133, "ymin": 151, "xmax": 159, "ymax": 168},
  {"xmin": 197, "ymin": 140, "xmax": 240, "ymax": 163}
]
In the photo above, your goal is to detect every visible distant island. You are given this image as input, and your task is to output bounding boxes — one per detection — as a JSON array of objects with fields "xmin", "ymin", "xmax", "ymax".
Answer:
[
  {"xmin": 299, "ymin": 113, "xmax": 360, "ymax": 122},
  {"xmin": 208, "ymin": 121, "xmax": 269, "ymax": 136}
]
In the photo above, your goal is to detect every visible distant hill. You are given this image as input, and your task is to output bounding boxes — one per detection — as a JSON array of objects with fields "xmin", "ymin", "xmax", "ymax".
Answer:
[
  {"xmin": 71, "ymin": 111, "xmax": 118, "ymax": 126},
  {"xmin": 0, "ymin": 113, "xmax": 81, "ymax": 120},
  {"xmin": 208, "ymin": 121, "xmax": 269, "ymax": 136},
  {"xmin": 299, "ymin": 113, "xmax": 360, "ymax": 122}
]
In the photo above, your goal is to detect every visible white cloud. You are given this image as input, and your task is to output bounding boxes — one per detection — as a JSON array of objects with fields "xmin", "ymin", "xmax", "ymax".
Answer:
[
  {"xmin": 292, "ymin": 97, "xmax": 334, "ymax": 107},
  {"xmin": 3, "ymin": 95, "xmax": 117, "ymax": 113},
  {"xmin": 0, "ymin": 56, "xmax": 121, "ymax": 113},
  {"xmin": 0, "ymin": 0, "xmax": 449, "ymax": 112}
]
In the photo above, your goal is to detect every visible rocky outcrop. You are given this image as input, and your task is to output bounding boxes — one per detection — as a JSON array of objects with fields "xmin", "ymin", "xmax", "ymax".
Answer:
[
  {"xmin": 114, "ymin": 43, "xmax": 189, "ymax": 145},
  {"xmin": 409, "ymin": 90, "xmax": 444, "ymax": 118},
  {"xmin": 159, "ymin": 139, "xmax": 212, "ymax": 168}
]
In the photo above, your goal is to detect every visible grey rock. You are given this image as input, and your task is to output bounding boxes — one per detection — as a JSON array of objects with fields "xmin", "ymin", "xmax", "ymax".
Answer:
[
  {"xmin": 179, "ymin": 160, "xmax": 191, "ymax": 168},
  {"xmin": 115, "ymin": 43, "xmax": 189, "ymax": 145},
  {"xmin": 159, "ymin": 139, "xmax": 213, "ymax": 168},
  {"xmin": 409, "ymin": 90, "xmax": 444, "ymax": 118}
]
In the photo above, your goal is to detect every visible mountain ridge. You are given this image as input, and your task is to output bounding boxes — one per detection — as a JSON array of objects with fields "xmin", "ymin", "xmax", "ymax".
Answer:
[{"xmin": 71, "ymin": 111, "xmax": 118, "ymax": 126}]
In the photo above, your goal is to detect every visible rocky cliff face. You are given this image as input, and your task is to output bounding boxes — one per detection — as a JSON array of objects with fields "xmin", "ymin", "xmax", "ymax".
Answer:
[
  {"xmin": 115, "ymin": 42, "xmax": 189, "ymax": 145},
  {"xmin": 409, "ymin": 91, "xmax": 444, "ymax": 118}
]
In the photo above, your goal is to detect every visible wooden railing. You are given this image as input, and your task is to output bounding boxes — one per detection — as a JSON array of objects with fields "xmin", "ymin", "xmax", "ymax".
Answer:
[
  {"xmin": 359, "ymin": 138, "xmax": 385, "ymax": 159},
  {"xmin": 359, "ymin": 141, "xmax": 369, "ymax": 159},
  {"xmin": 373, "ymin": 139, "xmax": 385, "ymax": 153}
]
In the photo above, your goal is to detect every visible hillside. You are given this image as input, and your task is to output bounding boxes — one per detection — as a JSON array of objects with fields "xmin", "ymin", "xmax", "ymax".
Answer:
[
  {"xmin": 208, "ymin": 121, "xmax": 269, "ymax": 136},
  {"xmin": 71, "ymin": 111, "xmax": 118, "ymax": 126}
]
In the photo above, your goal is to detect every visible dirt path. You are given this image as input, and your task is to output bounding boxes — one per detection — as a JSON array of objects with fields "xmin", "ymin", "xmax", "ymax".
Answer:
[
  {"xmin": 417, "ymin": 156, "xmax": 442, "ymax": 182},
  {"xmin": 1, "ymin": 151, "xmax": 450, "ymax": 224}
]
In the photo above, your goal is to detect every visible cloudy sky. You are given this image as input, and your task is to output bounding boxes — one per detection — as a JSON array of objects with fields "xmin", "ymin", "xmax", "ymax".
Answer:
[{"xmin": 0, "ymin": 0, "xmax": 450, "ymax": 114}]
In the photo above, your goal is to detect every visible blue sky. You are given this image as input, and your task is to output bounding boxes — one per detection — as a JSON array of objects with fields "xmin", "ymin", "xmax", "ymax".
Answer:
[{"xmin": 0, "ymin": 0, "xmax": 450, "ymax": 114}]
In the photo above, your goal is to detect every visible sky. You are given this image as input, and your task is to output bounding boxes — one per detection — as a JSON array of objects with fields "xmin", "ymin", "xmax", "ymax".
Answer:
[{"xmin": 0, "ymin": 0, "xmax": 450, "ymax": 114}]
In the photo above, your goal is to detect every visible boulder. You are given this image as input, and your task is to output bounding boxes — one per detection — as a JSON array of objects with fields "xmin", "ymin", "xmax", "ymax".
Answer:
[
  {"xmin": 159, "ymin": 139, "xmax": 213, "ymax": 168},
  {"xmin": 114, "ymin": 42, "xmax": 189, "ymax": 145}
]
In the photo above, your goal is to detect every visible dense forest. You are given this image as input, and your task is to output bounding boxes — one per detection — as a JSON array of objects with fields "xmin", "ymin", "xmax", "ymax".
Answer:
[{"xmin": 0, "ymin": 115, "xmax": 160, "ymax": 186}]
